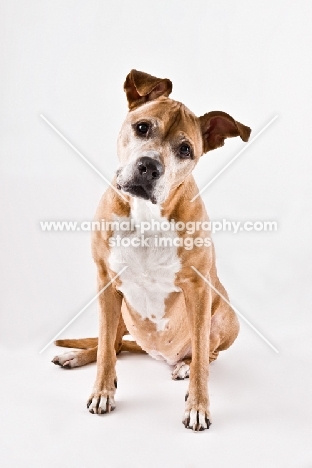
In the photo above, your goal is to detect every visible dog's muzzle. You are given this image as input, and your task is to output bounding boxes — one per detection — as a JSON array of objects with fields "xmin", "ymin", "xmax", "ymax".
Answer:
[{"xmin": 117, "ymin": 156, "xmax": 164, "ymax": 204}]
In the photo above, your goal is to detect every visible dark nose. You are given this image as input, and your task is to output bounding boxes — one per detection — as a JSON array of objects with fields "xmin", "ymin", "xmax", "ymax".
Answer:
[{"xmin": 136, "ymin": 157, "xmax": 164, "ymax": 182}]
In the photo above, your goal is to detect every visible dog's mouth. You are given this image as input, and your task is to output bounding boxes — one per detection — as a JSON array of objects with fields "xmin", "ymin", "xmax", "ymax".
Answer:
[{"xmin": 117, "ymin": 183, "xmax": 157, "ymax": 204}]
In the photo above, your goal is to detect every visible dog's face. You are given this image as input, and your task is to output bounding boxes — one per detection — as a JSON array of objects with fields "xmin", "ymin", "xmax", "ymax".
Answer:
[
  {"xmin": 116, "ymin": 98, "xmax": 202, "ymax": 204},
  {"xmin": 116, "ymin": 70, "xmax": 251, "ymax": 205}
]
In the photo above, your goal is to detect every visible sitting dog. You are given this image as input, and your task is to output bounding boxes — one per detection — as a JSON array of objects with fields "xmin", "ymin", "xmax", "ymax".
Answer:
[{"xmin": 52, "ymin": 70, "xmax": 251, "ymax": 431}]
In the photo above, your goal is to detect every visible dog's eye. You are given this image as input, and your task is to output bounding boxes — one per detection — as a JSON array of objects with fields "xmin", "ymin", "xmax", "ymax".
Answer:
[
  {"xmin": 136, "ymin": 122, "xmax": 150, "ymax": 135},
  {"xmin": 178, "ymin": 143, "xmax": 192, "ymax": 158}
]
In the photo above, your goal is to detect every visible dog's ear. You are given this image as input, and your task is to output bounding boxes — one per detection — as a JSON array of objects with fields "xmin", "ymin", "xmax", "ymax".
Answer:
[
  {"xmin": 199, "ymin": 111, "xmax": 251, "ymax": 154},
  {"xmin": 124, "ymin": 69, "xmax": 173, "ymax": 110}
]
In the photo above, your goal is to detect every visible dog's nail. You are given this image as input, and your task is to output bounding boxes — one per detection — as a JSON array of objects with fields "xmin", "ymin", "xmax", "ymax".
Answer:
[
  {"xmin": 52, "ymin": 359, "xmax": 62, "ymax": 367},
  {"xmin": 114, "ymin": 379, "xmax": 117, "ymax": 389},
  {"xmin": 183, "ymin": 417, "xmax": 190, "ymax": 428},
  {"xmin": 205, "ymin": 418, "xmax": 211, "ymax": 429}
]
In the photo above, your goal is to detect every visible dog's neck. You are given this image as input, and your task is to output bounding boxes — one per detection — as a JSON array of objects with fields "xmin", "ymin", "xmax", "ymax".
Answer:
[{"xmin": 161, "ymin": 174, "xmax": 203, "ymax": 220}]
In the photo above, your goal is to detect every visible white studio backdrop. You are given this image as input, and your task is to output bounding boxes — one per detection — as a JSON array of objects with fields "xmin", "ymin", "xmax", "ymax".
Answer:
[{"xmin": 1, "ymin": 1, "xmax": 312, "ymax": 467}]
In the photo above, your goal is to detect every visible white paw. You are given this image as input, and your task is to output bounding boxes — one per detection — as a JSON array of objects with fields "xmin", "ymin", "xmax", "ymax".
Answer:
[
  {"xmin": 172, "ymin": 361, "xmax": 190, "ymax": 380},
  {"xmin": 52, "ymin": 351, "xmax": 79, "ymax": 368},
  {"xmin": 87, "ymin": 395, "xmax": 116, "ymax": 414},
  {"xmin": 183, "ymin": 408, "xmax": 211, "ymax": 432}
]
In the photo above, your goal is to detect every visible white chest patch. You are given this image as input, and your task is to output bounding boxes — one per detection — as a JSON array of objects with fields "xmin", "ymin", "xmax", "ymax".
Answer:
[{"xmin": 108, "ymin": 199, "xmax": 181, "ymax": 331}]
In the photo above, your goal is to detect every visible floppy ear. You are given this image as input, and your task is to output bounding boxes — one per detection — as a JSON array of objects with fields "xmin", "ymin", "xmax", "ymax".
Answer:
[
  {"xmin": 199, "ymin": 111, "xmax": 251, "ymax": 154},
  {"xmin": 124, "ymin": 69, "xmax": 173, "ymax": 110}
]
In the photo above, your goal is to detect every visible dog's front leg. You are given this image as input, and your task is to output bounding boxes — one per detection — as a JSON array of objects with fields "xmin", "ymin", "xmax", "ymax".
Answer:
[
  {"xmin": 87, "ymin": 263, "xmax": 122, "ymax": 415},
  {"xmin": 181, "ymin": 274, "xmax": 212, "ymax": 431}
]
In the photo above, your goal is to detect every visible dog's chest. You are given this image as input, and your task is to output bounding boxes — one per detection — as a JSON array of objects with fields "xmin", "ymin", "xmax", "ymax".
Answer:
[{"xmin": 108, "ymin": 199, "xmax": 181, "ymax": 331}]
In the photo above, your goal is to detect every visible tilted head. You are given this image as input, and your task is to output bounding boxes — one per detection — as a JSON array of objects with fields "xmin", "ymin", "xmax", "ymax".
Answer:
[{"xmin": 116, "ymin": 69, "xmax": 251, "ymax": 204}]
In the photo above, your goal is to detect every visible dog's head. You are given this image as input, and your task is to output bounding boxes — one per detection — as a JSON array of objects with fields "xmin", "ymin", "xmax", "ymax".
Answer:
[{"xmin": 116, "ymin": 70, "xmax": 251, "ymax": 204}]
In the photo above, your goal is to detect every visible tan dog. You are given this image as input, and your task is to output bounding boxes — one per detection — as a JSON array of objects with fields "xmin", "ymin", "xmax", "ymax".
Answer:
[{"xmin": 52, "ymin": 70, "xmax": 251, "ymax": 431}]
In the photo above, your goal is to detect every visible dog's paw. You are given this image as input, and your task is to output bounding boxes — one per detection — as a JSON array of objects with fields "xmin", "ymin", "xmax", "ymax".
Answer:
[
  {"xmin": 182, "ymin": 394, "xmax": 211, "ymax": 431},
  {"xmin": 52, "ymin": 351, "xmax": 79, "ymax": 369},
  {"xmin": 183, "ymin": 409, "xmax": 211, "ymax": 431},
  {"xmin": 87, "ymin": 378, "xmax": 117, "ymax": 415},
  {"xmin": 172, "ymin": 361, "xmax": 190, "ymax": 380},
  {"xmin": 87, "ymin": 391, "xmax": 116, "ymax": 415}
]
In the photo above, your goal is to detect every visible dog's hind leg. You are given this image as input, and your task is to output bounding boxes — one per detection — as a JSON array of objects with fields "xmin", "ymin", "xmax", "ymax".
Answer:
[
  {"xmin": 209, "ymin": 280, "xmax": 240, "ymax": 358},
  {"xmin": 54, "ymin": 337, "xmax": 98, "ymax": 349},
  {"xmin": 119, "ymin": 340, "xmax": 146, "ymax": 354},
  {"xmin": 52, "ymin": 315, "xmax": 144, "ymax": 368},
  {"xmin": 52, "ymin": 338, "xmax": 145, "ymax": 369}
]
